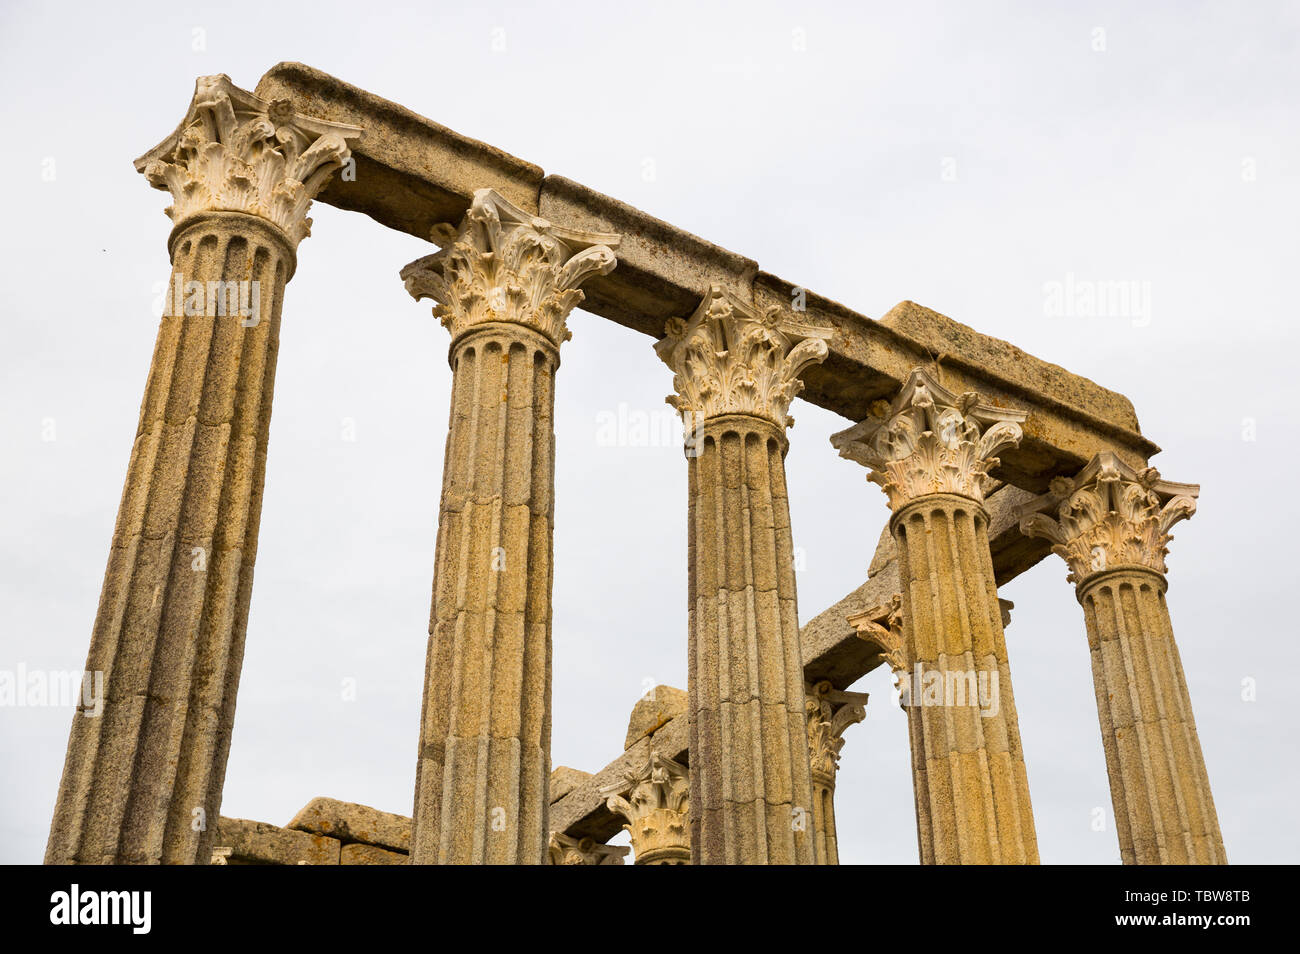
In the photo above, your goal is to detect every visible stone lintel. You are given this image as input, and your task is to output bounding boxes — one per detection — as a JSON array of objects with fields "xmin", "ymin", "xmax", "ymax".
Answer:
[
  {"xmin": 623, "ymin": 685, "xmax": 689, "ymax": 750},
  {"xmin": 538, "ymin": 175, "xmax": 758, "ymax": 336},
  {"xmin": 253, "ymin": 61, "xmax": 543, "ymax": 240},
  {"xmin": 251, "ymin": 63, "xmax": 1158, "ymax": 491},
  {"xmin": 550, "ymin": 767, "xmax": 594, "ymax": 803},
  {"xmin": 286, "ymin": 797, "xmax": 411, "ymax": 854},
  {"xmin": 213, "ymin": 817, "xmax": 342, "ymax": 865},
  {"xmin": 759, "ymin": 282, "xmax": 1157, "ymax": 489},
  {"xmin": 341, "ymin": 843, "xmax": 409, "ymax": 865}
]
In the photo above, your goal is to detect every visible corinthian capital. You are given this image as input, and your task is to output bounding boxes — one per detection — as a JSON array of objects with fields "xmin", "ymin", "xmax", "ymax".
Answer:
[
  {"xmin": 1018, "ymin": 452, "xmax": 1198, "ymax": 587},
  {"xmin": 602, "ymin": 749, "xmax": 690, "ymax": 865},
  {"xmin": 830, "ymin": 369, "xmax": 1026, "ymax": 510},
  {"xmin": 135, "ymin": 74, "xmax": 362, "ymax": 248},
  {"xmin": 400, "ymin": 189, "xmax": 619, "ymax": 347},
  {"xmin": 850, "ymin": 595, "xmax": 910, "ymax": 708},
  {"xmin": 546, "ymin": 832, "xmax": 629, "ymax": 866},
  {"xmin": 805, "ymin": 681, "xmax": 869, "ymax": 786},
  {"xmin": 654, "ymin": 284, "xmax": 833, "ymax": 431}
]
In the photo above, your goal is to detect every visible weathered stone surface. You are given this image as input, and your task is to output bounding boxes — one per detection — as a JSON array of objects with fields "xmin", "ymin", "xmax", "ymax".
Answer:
[
  {"xmin": 549, "ymin": 767, "xmax": 593, "ymax": 803},
  {"xmin": 214, "ymin": 816, "xmax": 341, "ymax": 866},
  {"xmin": 658, "ymin": 289, "xmax": 829, "ymax": 865},
  {"xmin": 623, "ymin": 686, "xmax": 688, "ymax": 750},
  {"xmin": 836, "ymin": 371, "xmax": 1039, "ymax": 864},
  {"xmin": 1020, "ymin": 454, "xmax": 1224, "ymax": 864},
  {"xmin": 287, "ymin": 798, "xmax": 410, "ymax": 853},
  {"xmin": 341, "ymin": 843, "xmax": 409, "ymax": 865},
  {"xmin": 1019, "ymin": 453, "xmax": 1198, "ymax": 586},
  {"xmin": 800, "ymin": 482, "xmax": 1043, "ymax": 690},
  {"xmin": 805, "ymin": 682, "xmax": 868, "ymax": 865},
  {"xmin": 45, "ymin": 74, "xmax": 356, "ymax": 867},
  {"xmin": 254, "ymin": 62, "xmax": 543, "ymax": 239},
  {"xmin": 539, "ymin": 176, "xmax": 758, "ymax": 336},
  {"xmin": 831, "ymin": 368, "xmax": 1027, "ymax": 510},
  {"xmin": 402, "ymin": 192, "xmax": 619, "ymax": 865}
]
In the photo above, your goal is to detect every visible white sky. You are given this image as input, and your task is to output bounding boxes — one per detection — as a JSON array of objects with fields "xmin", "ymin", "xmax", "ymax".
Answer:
[{"xmin": 2, "ymin": 0, "xmax": 1296, "ymax": 864}]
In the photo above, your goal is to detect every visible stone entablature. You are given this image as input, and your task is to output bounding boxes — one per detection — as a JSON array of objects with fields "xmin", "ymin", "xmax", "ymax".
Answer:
[{"xmin": 213, "ymin": 799, "xmax": 410, "ymax": 865}]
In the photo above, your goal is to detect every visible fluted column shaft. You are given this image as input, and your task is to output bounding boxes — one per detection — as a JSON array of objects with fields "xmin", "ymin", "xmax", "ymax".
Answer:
[
  {"xmin": 1018, "ymin": 451, "xmax": 1223, "ymax": 864},
  {"xmin": 47, "ymin": 212, "xmax": 292, "ymax": 864},
  {"xmin": 688, "ymin": 414, "xmax": 817, "ymax": 864},
  {"xmin": 402, "ymin": 188, "xmax": 617, "ymax": 865},
  {"xmin": 891, "ymin": 493, "xmax": 1038, "ymax": 864},
  {"xmin": 413, "ymin": 322, "xmax": 557, "ymax": 865},
  {"xmin": 1078, "ymin": 567, "xmax": 1224, "ymax": 863},
  {"xmin": 810, "ymin": 772, "xmax": 839, "ymax": 864},
  {"xmin": 805, "ymin": 680, "xmax": 866, "ymax": 865}
]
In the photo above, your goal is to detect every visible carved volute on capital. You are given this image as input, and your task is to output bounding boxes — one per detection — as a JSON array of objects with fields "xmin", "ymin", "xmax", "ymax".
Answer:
[
  {"xmin": 654, "ymin": 284, "xmax": 833, "ymax": 431},
  {"xmin": 848, "ymin": 594, "xmax": 908, "ymax": 708},
  {"xmin": 546, "ymin": 832, "xmax": 629, "ymax": 866},
  {"xmin": 1018, "ymin": 452, "xmax": 1199, "ymax": 588},
  {"xmin": 830, "ymin": 369, "xmax": 1026, "ymax": 510},
  {"xmin": 134, "ymin": 74, "xmax": 362, "ymax": 249},
  {"xmin": 602, "ymin": 749, "xmax": 690, "ymax": 865},
  {"xmin": 805, "ymin": 681, "xmax": 869, "ymax": 786},
  {"xmin": 400, "ymin": 189, "xmax": 619, "ymax": 347}
]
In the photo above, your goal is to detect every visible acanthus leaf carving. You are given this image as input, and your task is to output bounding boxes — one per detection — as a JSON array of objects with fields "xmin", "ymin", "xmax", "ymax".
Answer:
[
  {"xmin": 601, "ymin": 748, "xmax": 690, "ymax": 865},
  {"xmin": 1018, "ymin": 451, "xmax": 1199, "ymax": 587},
  {"xmin": 654, "ymin": 284, "xmax": 833, "ymax": 431},
  {"xmin": 400, "ymin": 188, "xmax": 619, "ymax": 347},
  {"xmin": 848, "ymin": 594, "xmax": 909, "ymax": 709},
  {"xmin": 804, "ymin": 680, "xmax": 869, "ymax": 785},
  {"xmin": 135, "ymin": 74, "xmax": 362, "ymax": 248},
  {"xmin": 831, "ymin": 368, "xmax": 1026, "ymax": 509}
]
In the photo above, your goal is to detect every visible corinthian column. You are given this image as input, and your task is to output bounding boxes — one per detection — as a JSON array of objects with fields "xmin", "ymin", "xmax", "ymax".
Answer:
[
  {"xmin": 401, "ymin": 190, "xmax": 618, "ymax": 864},
  {"xmin": 805, "ymin": 681, "xmax": 868, "ymax": 865},
  {"xmin": 46, "ymin": 76, "xmax": 359, "ymax": 865},
  {"xmin": 656, "ymin": 284, "xmax": 832, "ymax": 865},
  {"xmin": 832, "ymin": 369, "xmax": 1039, "ymax": 864},
  {"xmin": 603, "ymin": 749, "xmax": 691, "ymax": 865},
  {"xmin": 1019, "ymin": 453, "xmax": 1224, "ymax": 864}
]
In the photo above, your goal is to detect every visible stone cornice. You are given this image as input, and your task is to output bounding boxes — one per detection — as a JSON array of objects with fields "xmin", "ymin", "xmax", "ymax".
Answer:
[
  {"xmin": 654, "ymin": 284, "xmax": 833, "ymax": 431},
  {"xmin": 1018, "ymin": 452, "xmax": 1198, "ymax": 588},
  {"xmin": 135, "ymin": 74, "xmax": 362, "ymax": 249},
  {"xmin": 400, "ymin": 188, "xmax": 619, "ymax": 347},
  {"xmin": 831, "ymin": 368, "xmax": 1026, "ymax": 509}
]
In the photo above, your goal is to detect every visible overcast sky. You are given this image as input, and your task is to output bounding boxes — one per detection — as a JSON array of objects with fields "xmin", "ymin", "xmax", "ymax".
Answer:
[{"xmin": 2, "ymin": 0, "xmax": 1296, "ymax": 864}]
